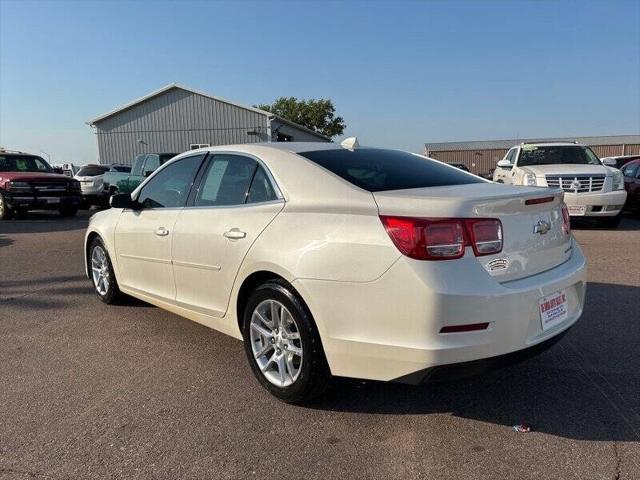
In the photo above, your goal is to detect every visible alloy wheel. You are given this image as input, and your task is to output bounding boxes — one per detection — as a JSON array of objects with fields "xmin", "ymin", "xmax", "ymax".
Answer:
[
  {"xmin": 249, "ymin": 299, "xmax": 303, "ymax": 387},
  {"xmin": 91, "ymin": 245, "xmax": 110, "ymax": 296}
]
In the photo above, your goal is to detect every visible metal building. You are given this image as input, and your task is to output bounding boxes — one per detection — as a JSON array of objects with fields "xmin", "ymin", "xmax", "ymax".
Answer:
[
  {"xmin": 88, "ymin": 84, "xmax": 330, "ymax": 165},
  {"xmin": 424, "ymin": 135, "xmax": 640, "ymax": 176}
]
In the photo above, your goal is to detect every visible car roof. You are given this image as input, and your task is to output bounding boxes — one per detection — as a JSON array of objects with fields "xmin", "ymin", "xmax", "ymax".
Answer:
[
  {"xmin": 517, "ymin": 142, "xmax": 586, "ymax": 147},
  {"xmin": 0, "ymin": 151, "xmax": 39, "ymax": 156},
  {"xmin": 604, "ymin": 155, "xmax": 640, "ymax": 160},
  {"xmin": 212, "ymin": 142, "xmax": 342, "ymax": 154}
]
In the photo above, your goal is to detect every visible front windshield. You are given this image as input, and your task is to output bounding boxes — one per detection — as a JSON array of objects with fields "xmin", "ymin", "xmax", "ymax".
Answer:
[
  {"xmin": 517, "ymin": 146, "xmax": 601, "ymax": 167},
  {"xmin": 0, "ymin": 155, "xmax": 53, "ymax": 173},
  {"xmin": 77, "ymin": 165, "xmax": 109, "ymax": 177}
]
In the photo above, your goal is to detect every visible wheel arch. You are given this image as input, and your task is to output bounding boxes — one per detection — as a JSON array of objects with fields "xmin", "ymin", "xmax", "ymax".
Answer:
[
  {"xmin": 234, "ymin": 269, "xmax": 317, "ymax": 340},
  {"xmin": 236, "ymin": 270, "xmax": 288, "ymax": 334},
  {"xmin": 85, "ymin": 231, "xmax": 102, "ymax": 278}
]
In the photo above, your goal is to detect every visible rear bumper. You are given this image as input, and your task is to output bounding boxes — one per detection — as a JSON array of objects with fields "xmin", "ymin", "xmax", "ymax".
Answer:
[
  {"xmin": 294, "ymin": 239, "xmax": 587, "ymax": 382},
  {"xmin": 5, "ymin": 193, "xmax": 82, "ymax": 210},
  {"xmin": 80, "ymin": 184, "xmax": 105, "ymax": 196},
  {"xmin": 395, "ymin": 324, "xmax": 572, "ymax": 384},
  {"xmin": 564, "ymin": 190, "xmax": 627, "ymax": 216}
]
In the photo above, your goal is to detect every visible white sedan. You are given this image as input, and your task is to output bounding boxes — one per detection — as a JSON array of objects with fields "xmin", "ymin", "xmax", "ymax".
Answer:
[{"xmin": 85, "ymin": 140, "xmax": 587, "ymax": 403}]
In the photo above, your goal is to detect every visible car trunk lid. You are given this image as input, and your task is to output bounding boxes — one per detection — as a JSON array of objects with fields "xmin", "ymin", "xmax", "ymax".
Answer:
[{"xmin": 373, "ymin": 183, "xmax": 572, "ymax": 282}]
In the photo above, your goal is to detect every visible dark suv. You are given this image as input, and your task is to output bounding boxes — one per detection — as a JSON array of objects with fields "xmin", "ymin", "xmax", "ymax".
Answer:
[{"xmin": 0, "ymin": 150, "xmax": 82, "ymax": 220}]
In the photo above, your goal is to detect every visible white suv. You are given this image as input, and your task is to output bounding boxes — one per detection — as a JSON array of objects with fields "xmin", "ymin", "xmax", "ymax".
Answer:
[{"xmin": 493, "ymin": 142, "xmax": 627, "ymax": 227}]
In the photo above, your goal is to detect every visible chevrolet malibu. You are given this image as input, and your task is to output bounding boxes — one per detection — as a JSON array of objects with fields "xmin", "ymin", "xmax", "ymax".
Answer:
[{"xmin": 84, "ymin": 141, "xmax": 587, "ymax": 403}]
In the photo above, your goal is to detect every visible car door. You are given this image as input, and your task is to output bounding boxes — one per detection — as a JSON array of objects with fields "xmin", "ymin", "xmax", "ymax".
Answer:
[
  {"xmin": 495, "ymin": 148, "xmax": 515, "ymax": 183},
  {"xmin": 114, "ymin": 154, "xmax": 205, "ymax": 300},
  {"xmin": 171, "ymin": 153, "xmax": 284, "ymax": 317},
  {"xmin": 505, "ymin": 148, "xmax": 519, "ymax": 184}
]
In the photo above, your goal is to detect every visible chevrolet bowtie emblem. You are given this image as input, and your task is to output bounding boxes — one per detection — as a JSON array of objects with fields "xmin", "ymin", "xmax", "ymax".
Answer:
[{"xmin": 534, "ymin": 219, "xmax": 551, "ymax": 235}]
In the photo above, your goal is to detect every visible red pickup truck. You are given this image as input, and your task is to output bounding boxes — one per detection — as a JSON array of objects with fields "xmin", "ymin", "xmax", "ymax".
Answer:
[{"xmin": 0, "ymin": 150, "xmax": 82, "ymax": 220}]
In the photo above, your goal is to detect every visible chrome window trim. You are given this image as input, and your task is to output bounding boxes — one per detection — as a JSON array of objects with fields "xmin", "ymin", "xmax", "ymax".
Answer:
[{"xmin": 183, "ymin": 199, "xmax": 285, "ymax": 211}]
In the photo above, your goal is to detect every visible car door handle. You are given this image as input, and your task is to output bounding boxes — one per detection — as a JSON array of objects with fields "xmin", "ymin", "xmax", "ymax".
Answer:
[
  {"xmin": 223, "ymin": 228, "xmax": 246, "ymax": 240},
  {"xmin": 155, "ymin": 227, "xmax": 169, "ymax": 237}
]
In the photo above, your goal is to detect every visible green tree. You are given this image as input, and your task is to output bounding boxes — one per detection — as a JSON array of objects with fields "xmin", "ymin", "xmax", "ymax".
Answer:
[{"xmin": 256, "ymin": 97, "xmax": 346, "ymax": 138}]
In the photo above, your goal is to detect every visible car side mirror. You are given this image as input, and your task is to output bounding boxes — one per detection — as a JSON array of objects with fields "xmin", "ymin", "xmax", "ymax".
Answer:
[
  {"xmin": 497, "ymin": 159, "xmax": 513, "ymax": 169},
  {"xmin": 601, "ymin": 158, "xmax": 617, "ymax": 167},
  {"xmin": 110, "ymin": 193, "xmax": 142, "ymax": 210},
  {"xmin": 144, "ymin": 170, "xmax": 154, "ymax": 177}
]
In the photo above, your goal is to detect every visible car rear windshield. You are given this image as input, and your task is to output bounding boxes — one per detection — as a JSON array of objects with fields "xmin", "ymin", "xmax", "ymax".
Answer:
[
  {"xmin": 518, "ymin": 146, "xmax": 601, "ymax": 167},
  {"xmin": 297, "ymin": 148, "xmax": 483, "ymax": 192},
  {"xmin": 77, "ymin": 165, "xmax": 109, "ymax": 176},
  {"xmin": 0, "ymin": 155, "xmax": 52, "ymax": 173}
]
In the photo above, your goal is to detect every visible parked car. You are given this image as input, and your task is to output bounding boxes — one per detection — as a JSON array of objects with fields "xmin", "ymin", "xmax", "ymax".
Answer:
[
  {"xmin": 102, "ymin": 153, "xmax": 177, "ymax": 196},
  {"xmin": 601, "ymin": 155, "xmax": 640, "ymax": 169},
  {"xmin": 85, "ymin": 141, "xmax": 586, "ymax": 403},
  {"xmin": 621, "ymin": 158, "xmax": 640, "ymax": 215},
  {"xmin": 75, "ymin": 164, "xmax": 111, "ymax": 208},
  {"xmin": 0, "ymin": 149, "xmax": 81, "ymax": 219},
  {"xmin": 52, "ymin": 163, "xmax": 80, "ymax": 177},
  {"xmin": 493, "ymin": 142, "xmax": 627, "ymax": 228}
]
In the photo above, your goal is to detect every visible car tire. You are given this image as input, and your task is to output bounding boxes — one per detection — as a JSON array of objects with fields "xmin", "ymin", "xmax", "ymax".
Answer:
[
  {"xmin": 58, "ymin": 205, "xmax": 78, "ymax": 217},
  {"xmin": 600, "ymin": 213, "xmax": 622, "ymax": 229},
  {"xmin": 242, "ymin": 280, "xmax": 332, "ymax": 404},
  {"xmin": 0, "ymin": 192, "xmax": 14, "ymax": 220},
  {"xmin": 89, "ymin": 238, "xmax": 123, "ymax": 304}
]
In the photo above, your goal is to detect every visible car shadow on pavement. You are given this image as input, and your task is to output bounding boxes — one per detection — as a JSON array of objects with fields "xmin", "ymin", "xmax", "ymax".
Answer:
[
  {"xmin": 307, "ymin": 281, "xmax": 640, "ymax": 442},
  {"xmin": 0, "ymin": 234, "xmax": 14, "ymax": 248},
  {"xmin": 0, "ymin": 275, "xmax": 150, "ymax": 307},
  {"xmin": 0, "ymin": 210, "xmax": 92, "ymax": 235}
]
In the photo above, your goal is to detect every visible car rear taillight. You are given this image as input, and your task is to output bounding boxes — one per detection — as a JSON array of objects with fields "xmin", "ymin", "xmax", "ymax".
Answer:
[
  {"xmin": 561, "ymin": 203, "xmax": 571, "ymax": 235},
  {"xmin": 466, "ymin": 219, "xmax": 503, "ymax": 256},
  {"xmin": 379, "ymin": 216, "xmax": 503, "ymax": 261}
]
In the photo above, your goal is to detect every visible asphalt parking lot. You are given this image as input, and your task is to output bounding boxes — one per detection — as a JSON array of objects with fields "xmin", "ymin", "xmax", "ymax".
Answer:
[{"xmin": 1, "ymin": 211, "xmax": 639, "ymax": 480}]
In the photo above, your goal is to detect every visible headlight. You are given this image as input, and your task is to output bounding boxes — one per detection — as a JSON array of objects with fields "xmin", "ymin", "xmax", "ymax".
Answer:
[
  {"xmin": 522, "ymin": 172, "xmax": 537, "ymax": 186},
  {"xmin": 612, "ymin": 170, "xmax": 624, "ymax": 190}
]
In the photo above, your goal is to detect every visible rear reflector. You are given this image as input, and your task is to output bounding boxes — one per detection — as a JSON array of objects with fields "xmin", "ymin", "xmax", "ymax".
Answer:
[
  {"xmin": 525, "ymin": 196, "xmax": 554, "ymax": 205},
  {"xmin": 380, "ymin": 216, "xmax": 503, "ymax": 261},
  {"xmin": 440, "ymin": 322, "xmax": 490, "ymax": 333}
]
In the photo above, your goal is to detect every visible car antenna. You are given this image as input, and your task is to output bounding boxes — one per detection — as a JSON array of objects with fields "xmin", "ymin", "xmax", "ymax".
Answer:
[{"xmin": 341, "ymin": 137, "xmax": 359, "ymax": 150}]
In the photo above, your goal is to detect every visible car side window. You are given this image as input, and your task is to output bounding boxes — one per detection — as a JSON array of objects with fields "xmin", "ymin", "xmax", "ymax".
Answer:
[
  {"xmin": 622, "ymin": 163, "xmax": 638, "ymax": 178},
  {"xmin": 137, "ymin": 155, "xmax": 204, "ymax": 209},
  {"xmin": 143, "ymin": 155, "xmax": 161, "ymax": 176},
  {"xmin": 195, "ymin": 155, "xmax": 258, "ymax": 206},
  {"xmin": 131, "ymin": 154, "xmax": 146, "ymax": 176},
  {"xmin": 246, "ymin": 167, "xmax": 278, "ymax": 204},
  {"xmin": 508, "ymin": 148, "xmax": 518, "ymax": 164}
]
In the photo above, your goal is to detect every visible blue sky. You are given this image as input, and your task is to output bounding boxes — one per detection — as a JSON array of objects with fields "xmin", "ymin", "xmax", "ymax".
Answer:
[{"xmin": 1, "ymin": 0, "xmax": 639, "ymax": 164}]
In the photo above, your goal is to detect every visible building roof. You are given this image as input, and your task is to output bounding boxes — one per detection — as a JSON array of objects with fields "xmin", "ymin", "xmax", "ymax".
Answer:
[
  {"xmin": 425, "ymin": 134, "xmax": 640, "ymax": 152},
  {"xmin": 87, "ymin": 83, "xmax": 330, "ymax": 141}
]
